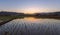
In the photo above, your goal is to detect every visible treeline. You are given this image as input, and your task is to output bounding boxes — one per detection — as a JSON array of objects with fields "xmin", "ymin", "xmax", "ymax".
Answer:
[
  {"xmin": 34, "ymin": 11, "xmax": 60, "ymax": 17},
  {"xmin": 0, "ymin": 11, "xmax": 24, "ymax": 16},
  {"xmin": 0, "ymin": 11, "xmax": 60, "ymax": 17}
]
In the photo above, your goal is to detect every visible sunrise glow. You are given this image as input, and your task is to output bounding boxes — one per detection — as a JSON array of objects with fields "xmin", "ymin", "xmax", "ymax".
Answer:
[{"xmin": 0, "ymin": 0, "xmax": 60, "ymax": 13}]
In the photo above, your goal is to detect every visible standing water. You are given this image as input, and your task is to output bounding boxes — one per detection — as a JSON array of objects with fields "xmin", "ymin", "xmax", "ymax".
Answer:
[{"xmin": 0, "ymin": 17, "xmax": 60, "ymax": 35}]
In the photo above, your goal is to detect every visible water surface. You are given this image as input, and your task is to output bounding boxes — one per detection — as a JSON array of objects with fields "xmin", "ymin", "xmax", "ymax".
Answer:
[{"xmin": 0, "ymin": 17, "xmax": 60, "ymax": 35}]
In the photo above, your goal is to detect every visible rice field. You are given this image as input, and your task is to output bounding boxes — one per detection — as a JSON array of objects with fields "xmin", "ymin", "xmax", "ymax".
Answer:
[{"xmin": 0, "ymin": 17, "xmax": 60, "ymax": 35}]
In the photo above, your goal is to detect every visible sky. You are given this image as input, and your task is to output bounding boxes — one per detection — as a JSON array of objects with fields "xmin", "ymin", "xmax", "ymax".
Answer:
[{"xmin": 0, "ymin": 0, "xmax": 60, "ymax": 14}]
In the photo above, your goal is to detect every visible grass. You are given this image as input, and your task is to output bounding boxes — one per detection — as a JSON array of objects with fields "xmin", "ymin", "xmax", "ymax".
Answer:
[
  {"xmin": 0, "ymin": 15, "xmax": 24, "ymax": 25},
  {"xmin": 0, "ymin": 15, "xmax": 24, "ymax": 21}
]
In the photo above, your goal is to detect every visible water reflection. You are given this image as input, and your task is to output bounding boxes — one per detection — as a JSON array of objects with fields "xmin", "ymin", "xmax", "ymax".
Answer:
[
  {"xmin": 21, "ymin": 17, "xmax": 44, "ymax": 23},
  {"xmin": 0, "ymin": 17, "xmax": 60, "ymax": 35}
]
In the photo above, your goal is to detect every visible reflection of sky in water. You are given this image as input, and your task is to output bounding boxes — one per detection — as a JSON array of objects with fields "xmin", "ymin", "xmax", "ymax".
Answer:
[
  {"xmin": 0, "ymin": 17, "xmax": 60, "ymax": 35},
  {"xmin": 14, "ymin": 17, "xmax": 60, "ymax": 24}
]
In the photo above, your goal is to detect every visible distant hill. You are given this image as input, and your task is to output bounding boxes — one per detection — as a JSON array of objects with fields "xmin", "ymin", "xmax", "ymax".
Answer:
[
  {"xmin": 34, "ymin": 11, "xmax": 60, "ymax": 16},
  {"xmin": 0, "ymin": 11, "xmax": 24, "ymax": 16}
]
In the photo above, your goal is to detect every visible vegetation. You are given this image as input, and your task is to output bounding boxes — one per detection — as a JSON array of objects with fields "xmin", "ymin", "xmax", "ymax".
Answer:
[{"xmin": 0, "ymin": 15, "xmax": 24, "ymax": 25}]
